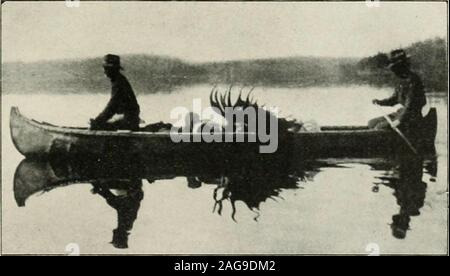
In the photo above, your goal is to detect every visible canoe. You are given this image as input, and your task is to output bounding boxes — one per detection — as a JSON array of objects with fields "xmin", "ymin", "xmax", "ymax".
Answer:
[{"xmin": 10, "ymin": 106, "xmax": 437, "ymax": 159}]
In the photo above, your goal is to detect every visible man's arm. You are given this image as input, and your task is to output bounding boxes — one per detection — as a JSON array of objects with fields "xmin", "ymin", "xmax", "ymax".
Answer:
[
  {"xmin": 375, "ymin": 89, "xmax": 398, "ymax": 106},
  {"xmin": 94, "ymin": 90, "xmax": 119, "ymax": 123}
]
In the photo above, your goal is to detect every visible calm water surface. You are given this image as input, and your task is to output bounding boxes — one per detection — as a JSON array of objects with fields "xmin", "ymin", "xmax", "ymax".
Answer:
[{"xmin": 1, "ymin": 85, "xmax": 448, "ymax": 254}]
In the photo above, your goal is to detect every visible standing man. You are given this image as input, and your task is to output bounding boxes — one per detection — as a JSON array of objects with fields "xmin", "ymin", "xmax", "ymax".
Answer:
[
  {"xmin": 369, "ymin": 49, "xmax": 427, "ymax": 131},
  {"xmin": 90, "ymin": 54, "xmax": 141, "ymax": 131}
]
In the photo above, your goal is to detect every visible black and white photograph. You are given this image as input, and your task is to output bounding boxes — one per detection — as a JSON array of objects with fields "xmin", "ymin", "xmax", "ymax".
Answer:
[{"xmin": 1, "ymin": 1, "xmax": 448, "ymax": 257}]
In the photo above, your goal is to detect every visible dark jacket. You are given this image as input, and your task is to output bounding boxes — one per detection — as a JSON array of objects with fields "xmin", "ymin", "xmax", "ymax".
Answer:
[
  {"xmin": 378, "ymin": 72, "xmax": 426, "ymax": 126},
  {"xmin": 95, "ymin": 73, "xmax": 140, "ymax": 123}
]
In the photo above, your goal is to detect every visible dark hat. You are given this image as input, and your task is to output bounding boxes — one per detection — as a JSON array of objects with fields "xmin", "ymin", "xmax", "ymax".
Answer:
[
  {"xmin": 391, "ymin": 214, "xmax": 410, "ymax": 239},
  {"xmin": 386, "ymin": 49, "xmax": 410, "ymax": 68},
  {"xmin": 111, "ymin": 229, "xmax": 129, "ymax": 249},
  {"xmin": 103, "ymin": 54, "xmax": 123, "ymax": 69}
]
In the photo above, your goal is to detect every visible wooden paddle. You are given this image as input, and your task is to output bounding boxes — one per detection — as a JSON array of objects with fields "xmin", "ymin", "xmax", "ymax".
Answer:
[{"xmin": 376, "ymin": 105, "xmax": 418, "ymax": 155}]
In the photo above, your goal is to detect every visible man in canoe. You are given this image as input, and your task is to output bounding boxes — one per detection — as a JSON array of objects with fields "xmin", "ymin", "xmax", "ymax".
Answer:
[
  {"xmin": 90, "ymin": 54, "xmax": 141, "ymax": 131},
  {"xmin": 369, "ymin": 49, "xmax": 427, "ymax": 131}
]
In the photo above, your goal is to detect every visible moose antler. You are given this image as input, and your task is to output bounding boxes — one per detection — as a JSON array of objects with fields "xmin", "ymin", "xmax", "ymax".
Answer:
[{"xmin": 209, "ymin": 85, "xmax": 258, "ymax": 118}]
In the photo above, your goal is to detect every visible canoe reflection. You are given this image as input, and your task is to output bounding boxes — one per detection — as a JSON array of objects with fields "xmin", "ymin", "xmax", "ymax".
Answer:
[
  {"xmin": 13, "ymin": 155, "xmax": 310, "ymax": 249},
  {"xmin": 13, "ymin": 153, "xmax": 436, "ymax": 248}
]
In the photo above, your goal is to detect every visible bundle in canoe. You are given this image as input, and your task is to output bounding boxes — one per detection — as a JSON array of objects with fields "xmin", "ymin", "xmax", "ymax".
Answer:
[{"xmin": 10, "ymin": 106, "xmax": 437, "ymax": 159}]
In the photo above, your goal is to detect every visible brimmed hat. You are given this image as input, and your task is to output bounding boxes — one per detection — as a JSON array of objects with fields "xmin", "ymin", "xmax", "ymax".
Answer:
[
  {"xmin": 386, "ymin": 49, "xmax": 410, "ymax": 69},
  {"xmin": 103, "ymin": 54, "xmax": 123, "ymax": 69}
]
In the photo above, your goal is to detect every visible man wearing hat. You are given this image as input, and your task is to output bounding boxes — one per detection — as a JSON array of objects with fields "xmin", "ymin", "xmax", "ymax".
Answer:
[
  {"xmin": 368, "ymin": 49, "xmax": 427, "ymax": 131},
  {"xmin": 90, "ymin": 54, "xmax": 141, "ymax": 130}
]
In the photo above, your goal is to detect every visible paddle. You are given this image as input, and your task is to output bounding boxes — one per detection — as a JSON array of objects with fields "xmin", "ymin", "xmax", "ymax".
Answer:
[{"xmin": 376, "ymin": 105, "xmax": 418, "ymax": 155}]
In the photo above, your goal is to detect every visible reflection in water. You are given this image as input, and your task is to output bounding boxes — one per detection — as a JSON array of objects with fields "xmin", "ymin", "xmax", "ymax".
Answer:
[
  {"xmin": 13, "ymin": 152, "xmax": 437, "ymax": 248},
  {"xmin": 212, "ymin": 172, "xmax": 304, "ymax": 222},
  {"xmin": 188, "ymin": 169, "xmax": 306, "ymax": 222},
  {"xmin": 372, "ymin": 154, "xmax": 436, "ymax": 239},
  {"xmin": 13, "ymin": 154, "xmax": 310, "ymax": 249},
  {"xmin": 91, "ymin": 179, "xmax": 144, "ymax": 249}
]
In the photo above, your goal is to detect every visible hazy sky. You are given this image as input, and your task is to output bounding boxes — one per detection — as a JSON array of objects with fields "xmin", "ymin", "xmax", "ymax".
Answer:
[{"xmin": 2, "ymin": 1, "xmax": 447, "ymax": 63}]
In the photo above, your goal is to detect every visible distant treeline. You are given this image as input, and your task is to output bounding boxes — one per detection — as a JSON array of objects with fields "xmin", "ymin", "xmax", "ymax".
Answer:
[
  {"xmin": 2, "ymin": 37, "xmax": 447, "ymax": 94},
  {"xmin": 2, "ymin": 55, "xmax": 206, "ymax": 94},
  {"xmin": 354, "ymin": 37, "xmax": 447, "ymax": 91}
]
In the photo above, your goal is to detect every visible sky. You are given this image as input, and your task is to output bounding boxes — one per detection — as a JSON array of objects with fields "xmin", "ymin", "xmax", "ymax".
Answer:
[{"xmin": 1, "ymin": 1, "xmax": 447, "ymax": 63}]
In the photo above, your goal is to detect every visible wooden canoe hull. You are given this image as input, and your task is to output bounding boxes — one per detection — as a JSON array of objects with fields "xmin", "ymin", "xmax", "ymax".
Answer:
[{"xmin": 10, "ymin": 106, "xmax": 437, "ymax": 159}]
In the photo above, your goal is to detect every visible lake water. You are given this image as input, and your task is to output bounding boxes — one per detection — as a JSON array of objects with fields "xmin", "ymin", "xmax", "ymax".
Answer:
[{"xmin": 1, "ymin": 85, "xmax": 448, "ymax": 254}]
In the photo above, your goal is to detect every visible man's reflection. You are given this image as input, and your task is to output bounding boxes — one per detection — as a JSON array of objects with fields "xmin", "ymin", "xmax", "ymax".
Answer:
[
  {"xmin": 391, "ymin": 156, "xmax": 427, "ymax": 239},
  {"xmin": 91, "ymin": 179, "xmax": 144, "ymax": 249},
  {"xmin": 374, "ymin": 155, "xmax": 429, "ymax": 239}
]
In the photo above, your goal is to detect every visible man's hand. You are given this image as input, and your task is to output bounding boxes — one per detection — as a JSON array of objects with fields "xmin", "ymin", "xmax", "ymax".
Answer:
[
  {"xmin": 391, "ymin": 120, "xmax": 401, "ymax": 128},
  {"xmin": 372, "ymin": 99, "xmax": 380, "ymax": 105},
  {"xmin": 89, "ymin": 118, "xmax": 100, "ymax": 130},
  {"xmin": 91, "ymin": 186, "xmax": 101, "ymax": 194}
]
